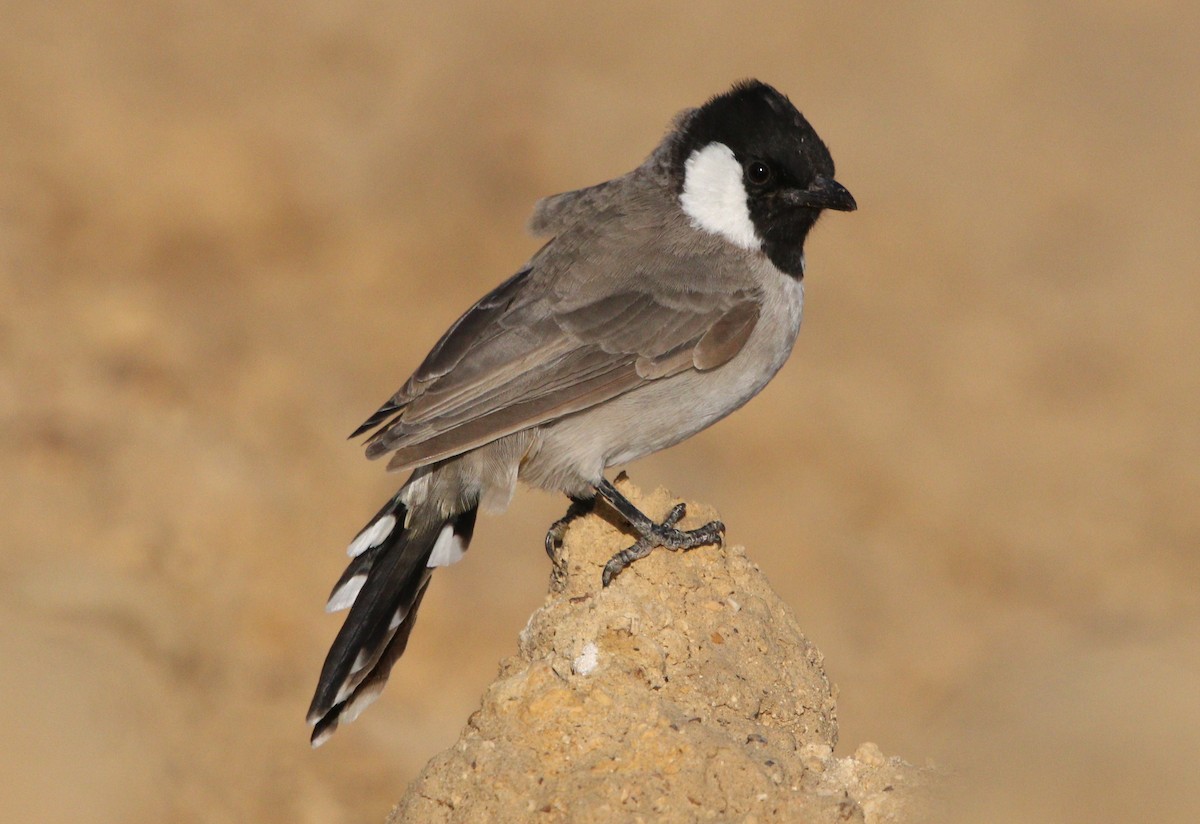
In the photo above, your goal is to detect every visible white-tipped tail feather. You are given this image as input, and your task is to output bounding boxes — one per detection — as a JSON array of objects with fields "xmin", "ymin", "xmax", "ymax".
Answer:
[
  {"xmin": 324, "ymin": 574, "xmax": 366, "ymax": 613},
  {"xmin": 347, "ymin": 513, "xmax": 397, "ymax": 557},
  {"xmin": 308, "ymin": 492, "xmax": 478, "ymax": 746},
  {"xmin": 427, "ymin": 522, "xmax": 468, "ymax": 567}
]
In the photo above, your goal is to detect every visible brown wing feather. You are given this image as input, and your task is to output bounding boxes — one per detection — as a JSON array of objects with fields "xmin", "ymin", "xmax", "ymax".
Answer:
[
  {"xmin": 693, "ymin": 301, "xmax": 761, "ymax": 370},
  {"xmin": 362, "ymin": 251, "xmax": 763, "ymax": 471},
  {"xmin": 384, "ymin": 363, "xmax": 644, "ymax": 471}
]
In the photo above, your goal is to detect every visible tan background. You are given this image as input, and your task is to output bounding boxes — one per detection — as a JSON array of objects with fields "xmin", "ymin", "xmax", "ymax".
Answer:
[{"xmin": 3, "ymin": 2, "xmax": 1198, "ymax": 822}]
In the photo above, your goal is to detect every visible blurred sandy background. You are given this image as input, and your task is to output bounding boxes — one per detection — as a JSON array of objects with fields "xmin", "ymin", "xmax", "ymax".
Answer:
[{"xmin": 3, "ymin": 2, "xmax": 1198, "ymax": 821}]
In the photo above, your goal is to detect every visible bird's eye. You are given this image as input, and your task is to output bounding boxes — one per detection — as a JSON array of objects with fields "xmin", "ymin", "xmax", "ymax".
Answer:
[{"xmin": 745, "ymin": 161, "xmax": 773, "ymax": 186}]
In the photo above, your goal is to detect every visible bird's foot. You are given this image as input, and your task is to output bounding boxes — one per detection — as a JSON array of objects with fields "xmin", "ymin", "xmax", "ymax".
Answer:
[{"xmin": 601, "ymin": 502, "xmax": 725, "ymax": 587}]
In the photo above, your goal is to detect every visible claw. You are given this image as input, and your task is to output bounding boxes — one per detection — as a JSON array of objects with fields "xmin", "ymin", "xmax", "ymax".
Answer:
[
  {"xmin": 544, "ymin": 523, "xmax": 564, "ymax": 561},
  {"xmin": 662, "ymin": 503, "xmax": 687, "ymax": 528},
  {"xmin": 544, "ymin": 496, "xmax": 596, "ymax": 564}
]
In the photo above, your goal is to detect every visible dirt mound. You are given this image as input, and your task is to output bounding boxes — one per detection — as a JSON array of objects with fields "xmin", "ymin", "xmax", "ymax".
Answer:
[{"xmin": 391, "ymin": 482, "xmax": 929, "ymax": 823}]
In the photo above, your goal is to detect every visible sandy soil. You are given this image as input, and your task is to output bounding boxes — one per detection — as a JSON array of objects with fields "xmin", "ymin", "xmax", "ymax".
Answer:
[{"xmin": 2, "ymin": 3, "xmax": 1198, "ymax": 822}]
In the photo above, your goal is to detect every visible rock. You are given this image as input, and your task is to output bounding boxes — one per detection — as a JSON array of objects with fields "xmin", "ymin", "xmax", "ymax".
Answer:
[{"xmin": 390, "ymin": 480, "xmax": 930, "ymax": 823}]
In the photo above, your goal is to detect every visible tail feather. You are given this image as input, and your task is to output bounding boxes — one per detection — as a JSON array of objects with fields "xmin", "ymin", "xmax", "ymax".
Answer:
[
  {"xmin": 310, "ymin": 580, "xmax": 431, "ymax": 747},
  {"xmin": 308, "ymin": 495, "xmax": 478, "ymax": 746},
  {"xmin": 324, "ymin": 543, "xmax": 383, "ymax": 612},
  {"xmin": 347, "ymin": 497, "xmax": 408, "ymax": 558}
]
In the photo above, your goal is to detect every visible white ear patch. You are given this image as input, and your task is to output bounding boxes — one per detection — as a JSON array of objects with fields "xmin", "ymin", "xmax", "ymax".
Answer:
[{"xmin": 679, "ymin": 142, "xmax": 761, "ymax": 250}]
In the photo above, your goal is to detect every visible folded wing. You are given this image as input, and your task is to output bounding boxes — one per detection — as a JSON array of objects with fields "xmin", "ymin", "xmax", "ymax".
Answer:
[{"xmin": 357, "ymin": 257, "xmax": 761, "ymax": 472}]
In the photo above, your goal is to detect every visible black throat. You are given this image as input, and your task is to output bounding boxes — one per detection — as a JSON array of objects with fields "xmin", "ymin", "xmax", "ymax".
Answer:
[{"xmin": 749, "ymin": 203, "xmax": 819, "ymax": 279}]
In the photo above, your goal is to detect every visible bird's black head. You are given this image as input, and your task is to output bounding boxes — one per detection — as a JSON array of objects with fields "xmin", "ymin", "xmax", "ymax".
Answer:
[{"xmin": 670, "ymin": 80, "xmax": 855, "ymax": 278}]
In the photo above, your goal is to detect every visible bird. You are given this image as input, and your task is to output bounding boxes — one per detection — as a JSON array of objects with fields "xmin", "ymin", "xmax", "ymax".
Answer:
[{"xmin": 307, "ymin": 79, "xmax": 856, "ymax": 746}]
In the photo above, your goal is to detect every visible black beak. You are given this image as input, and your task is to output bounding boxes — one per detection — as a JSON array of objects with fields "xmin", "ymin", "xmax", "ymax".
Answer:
[{"xmin": 787, "ymin": 176, "xmax": 857, "ymax": 212}]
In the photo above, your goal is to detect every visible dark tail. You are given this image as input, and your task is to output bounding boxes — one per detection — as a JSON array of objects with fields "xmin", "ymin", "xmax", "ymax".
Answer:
[{"xmin": 307, "ymin": 490, "xmax": 478, "ymax": 746}]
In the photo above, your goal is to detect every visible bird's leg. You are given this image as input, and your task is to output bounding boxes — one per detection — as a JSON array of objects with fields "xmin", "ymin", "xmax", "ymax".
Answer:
[
  {"xmin": 544, "ymin": 494, "xmax": 596, "ymax": 564},
  {"xmin": 594, "ymin": 478, "xmax": 725, "ymax": 587}
]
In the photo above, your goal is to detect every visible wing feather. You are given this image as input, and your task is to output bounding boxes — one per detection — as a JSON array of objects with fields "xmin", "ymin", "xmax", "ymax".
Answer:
[{"xmin": 359, "ymin": 237, "xmax": 764, "ymax": 470}]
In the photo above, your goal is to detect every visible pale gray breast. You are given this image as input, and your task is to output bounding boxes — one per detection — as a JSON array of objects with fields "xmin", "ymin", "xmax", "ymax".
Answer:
[{"xmin": 524, "ymin": 257, "xmax": 803, "ymax": 488}]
